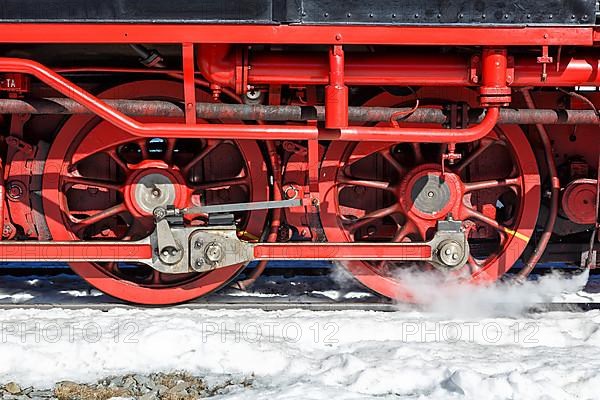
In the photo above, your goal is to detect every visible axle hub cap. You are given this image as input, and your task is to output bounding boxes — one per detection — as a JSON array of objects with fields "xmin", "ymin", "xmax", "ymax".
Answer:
[
  {"xmin": 124, "ymin": 162, "xmax": 188, "ymax": 217},
  {"xmin": 398, "ymin": 164, "xmax": 463, "ymax": 221},
  {"xmin": 134, "ymin": 173, "xmax": 177, "ymax": 214},
  {"xmin": 411, "ymin": 174, "xmax": 451, "ymax": 215}
]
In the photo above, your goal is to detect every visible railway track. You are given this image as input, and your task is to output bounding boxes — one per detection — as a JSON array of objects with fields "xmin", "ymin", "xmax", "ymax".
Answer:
[
  {"xmin": 0, "ymin": 300, "xmax": 598, "ymax": 312},
  {"xmin": 1, "ymin": 266, "xmax": 597, "ymax": 312}
]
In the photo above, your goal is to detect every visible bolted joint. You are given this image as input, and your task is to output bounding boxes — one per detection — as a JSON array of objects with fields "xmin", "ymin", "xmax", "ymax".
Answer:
[
  {"xmin": 479, "ymin": 48, "xmax": 511, "ymax": 107},
  {"xmin": 204, "ymin": 241, "xmax": 225, "ymax": 264},
  {"xmin": 437, "ymin": 240, "xmax": 465, "ymax": 267}
]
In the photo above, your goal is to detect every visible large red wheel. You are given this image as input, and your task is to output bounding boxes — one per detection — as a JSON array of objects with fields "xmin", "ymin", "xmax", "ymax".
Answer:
[
  {"xmin": 42, "ymin": 80, "xmax": 269, "ymax": 304},
  {"xmin": 319, "ymin": 95, "xmax": 541, "ymax": 302}
]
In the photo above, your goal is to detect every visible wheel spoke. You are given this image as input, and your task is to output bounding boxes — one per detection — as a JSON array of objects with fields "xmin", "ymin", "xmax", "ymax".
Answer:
[
  {"xmin": 454, "ymin": 139, "xmax": 497, "ymax": 174},
  {"xmin": 191, "ymin": 176, "xmax": 248, "ymax": 190},
  {"xmin": 182, "ymin": 140, "xmax": 222, "ymax": 175},
  {"xmin": 105, "ymin": 262, "xmax": 120, "ymax": 275},
  {"xmin": 63, "ymin": 175, "xmax": 123, "ymax": 192},
  {"xmin": 463, "ymin": 177, "xmax": 520, "ymax": 193},
  {"xmin": 347, "ymin": 204, "xmax": 399, "ymax": 233},
  {"xmin": 138, "ymin": 140, "xmax": 150, "ymax": 159},
  {"xmin": 72, "ymin": 203, "xmax": 127, "ymax": 233},
  {"xmin": 379, "ymin": 148, "xmax": 405, "ymax": 175},
  {"xmin": 338, "ymin": 175, "xmax": 395, "ymax": 192},
  {"xmin": 164, "ymin": 138, "xmax": 177, "ymax": 164},
  {"xmin": 392, "ymin": 220, "xmax": 414, "ymax": 242},
  {"xmin": 105, "ymin": 148, "xmax": 129, "ymax": 172},
  {"xmin": 122, "ymin": 219, "xmax": 142, "ymax": 241},
  {"xmin": 411, "ymin": 143, "xmax": 424, "ymax": 164},
  {"xmin": 464, "ymin": 206, "xmax": 512, "ymax": 236}
]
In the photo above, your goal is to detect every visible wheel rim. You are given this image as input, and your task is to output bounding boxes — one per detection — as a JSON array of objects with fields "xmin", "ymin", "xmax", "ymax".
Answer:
[
  {"xmin": 42, "ymin": 80, "xmax": 269, "ymax": 304},
  {"xmin": 319, "ymin": 111, "xmax": 540, "ymax": 302}
]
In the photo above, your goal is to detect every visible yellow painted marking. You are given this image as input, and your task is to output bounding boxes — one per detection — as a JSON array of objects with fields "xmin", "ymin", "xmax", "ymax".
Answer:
[{"xmin": 503, "ymin": 227, "xmax": 530, "ymax": 242}]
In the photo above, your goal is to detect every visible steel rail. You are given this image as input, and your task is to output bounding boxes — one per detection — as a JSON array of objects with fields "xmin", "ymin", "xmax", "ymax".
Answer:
[{"xmin": 0, "ymin": 301, "xmax": 596, "ymax": 312}]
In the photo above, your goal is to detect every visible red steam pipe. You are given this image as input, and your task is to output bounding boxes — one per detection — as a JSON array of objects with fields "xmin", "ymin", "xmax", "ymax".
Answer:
[
  {"xmin": 198, "ymin": 44, "xmax": 600, "ymax": 89},
  {"xmin": 325, "ymin": 45, "xmax": 348, "ymax": 129},
  {"xmin": 196, "ymin": 44, "xmax": 238, "ymax": 89},
  {"xmin": 480, "ymin": 48, "xmax": 511, "ymax": 106},
  {"xmin": 0, "ymin": 57, "xmax": 500, "ymax": 143}
]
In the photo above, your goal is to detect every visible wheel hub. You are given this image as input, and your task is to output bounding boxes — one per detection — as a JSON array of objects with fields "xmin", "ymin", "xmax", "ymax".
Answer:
[
  {"xmin": 411, "ymin": 174, "xmax": 451, "ymax": 215},
  {"xmin": 398, "ymin": 164, "xmax": 463, "ymax": 221},
  {"xmin": 125, "ymin": 161, "xmax": 188, "ymax": 217}
]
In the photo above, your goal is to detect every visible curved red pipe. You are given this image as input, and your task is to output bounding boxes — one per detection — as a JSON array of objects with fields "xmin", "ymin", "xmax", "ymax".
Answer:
[
  {"xmin": 196, "ymin": 44, "xmax": 237, "ymax": 88},
  {"xmin": 0, "ymin": 57, "xmax": 499, "ymax": 143},
  {"xmin": 517, "ymin": 89, "xmax": 560, "ymax": 280}
]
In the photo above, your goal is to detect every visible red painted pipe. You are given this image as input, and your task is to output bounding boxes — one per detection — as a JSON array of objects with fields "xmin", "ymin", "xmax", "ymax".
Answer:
[
  {"xmin": 325, "ymin": 45, "xmax": 348, "ymax": 129},
  {"xmin": 195, "ymin": 44, "xmax": 237, "ymax": 89},
  {"xmin": 0, "ymin": 57, "xmax": 500, "ymax": 143},
  {"xmin": 198, "ymin": 44, "xmax": 600, "ymax": 89},
  {"xmin": 202, "ymin": 45, "xmax": 471, "ymax": 87}
]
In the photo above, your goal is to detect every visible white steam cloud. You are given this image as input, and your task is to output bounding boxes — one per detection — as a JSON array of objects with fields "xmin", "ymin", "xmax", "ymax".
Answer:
[
  {"xmin": 394, "ymin": 267, "xmax": 590, "ymax": 317},
  {"xmin": 332, "ymin": 262, "xmax": 591, "ymax": 318}
]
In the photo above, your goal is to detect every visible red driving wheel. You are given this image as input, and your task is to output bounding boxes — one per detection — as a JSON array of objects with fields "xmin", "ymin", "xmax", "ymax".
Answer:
[
  {"xmin": 42, "ymin": 80, "xmax": 269, "ymax": 304},
  {"xmin": 319, "ymin": 92, "xmax": 541, "ymax": 302}
]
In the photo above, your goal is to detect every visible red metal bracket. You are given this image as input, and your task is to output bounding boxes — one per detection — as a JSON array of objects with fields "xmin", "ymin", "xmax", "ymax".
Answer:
[
  {"xmin": 182, "ymin": 43, "xmax": 197, "ymax": 125},
  {"xmin": 537, "ymin": 45, "xmax": 554, "ymax": 82}
]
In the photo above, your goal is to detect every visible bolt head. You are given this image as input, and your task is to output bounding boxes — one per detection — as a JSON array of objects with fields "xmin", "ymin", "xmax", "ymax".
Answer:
[
  {"xmin": 153, "ymin": 207, "xmax": 167, "ymax": 221},
  {"xmin": 205, "ymin": 242, "xmax": 224, "ymax": 263},
  {"xmin": 438, "ymin": 240, "xmax": 464, "ymax": 268}
]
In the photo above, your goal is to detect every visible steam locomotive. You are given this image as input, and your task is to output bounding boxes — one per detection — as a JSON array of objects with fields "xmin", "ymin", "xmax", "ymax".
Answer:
[{"xmin": 0, "ymin": 0, "xmax": 597, "ymax": 304}]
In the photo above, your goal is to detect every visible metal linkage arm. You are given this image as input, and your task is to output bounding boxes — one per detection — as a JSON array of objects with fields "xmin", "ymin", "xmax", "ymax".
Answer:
[{"xmin": 0, "ymin": 240, "xmax": 152, "ymax": 263}]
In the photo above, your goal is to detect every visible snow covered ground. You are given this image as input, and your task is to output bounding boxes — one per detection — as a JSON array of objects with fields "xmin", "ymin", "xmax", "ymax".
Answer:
[{"xmin": 1, "ymin": 266, "xmax": 600, "ymax": 399}]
